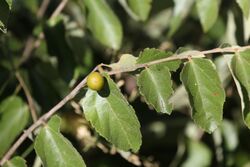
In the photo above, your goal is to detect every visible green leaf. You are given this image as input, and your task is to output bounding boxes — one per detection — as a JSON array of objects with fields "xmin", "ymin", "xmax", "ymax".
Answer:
[
  {"xmin": 231, "ymin": 50, "xmax": 250, "ymax": 127},
  {"xmin": 3, "ymin": 157, "xmax": 27, "ymax": 167},
  {"xmin": 136, "ymin": 49, "xmax": 182, "ymax": 113},
  {"xmin": 236, "ymin": 0, "xmax": 250, "ymax": 18},
  {"xmin": 0, "ymin": 96, "xmax": 30, "ymax": 158},
  {"xmin": 180, "ymin": 58, "xmax": 225, "ymax": 133},
  {"xmin": 137, "ymin": 65, "xmax": 173, "ymax": 114},
  {"xmin": 145, "ymin": 9, "xmax": 172, "ymax": 38},
  {"xmin": 34, "ymin": 126, "xmax": 86, "ymax": 167},
  {"xmin": 167, "ymin": 0, "xmax": 195, "ymax": 37},
  {"xmin": 5, "ymin": 0, "xmax": 12, "ymax": 9},
  {"xmin": 110, "ymin": 54, "xmax": 137, "ymax": 71},
  {"xmin": 221, "ymin": 120, "xmax": 238, "ymax": 151},
  {"xmin": 84, "ymin": 0, "xmax": 123, "ymax": 50},
  {"xmin": 127, "ymin": 0, "xmax": 152, "ymax": 21},
  {"xmin": 196, "ymin": 0, "xmax": 221, "ymax": 32},
  {"xmin": 137, "ymin": 48, "xmax": 181, "ymax": 72},
  {"xmin": 0, "ymin": 0, "xmax": 10, "ymax": 33},
  {"xmin": 47, "ymin": 115, "xmax": 61, "ymax": 132},
  {"xmin": 181, "ymin": 139, "xmax": 212, "ymax": 167},
  {"xmin": 81, "ymin": 74, "xmax": 142, "ymax": 152}
]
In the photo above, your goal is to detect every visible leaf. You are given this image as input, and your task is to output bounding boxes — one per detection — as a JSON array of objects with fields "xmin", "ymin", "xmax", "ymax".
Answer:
[
  {"xmin": 169, "ymin": 85, "xmax": 190, "ymax": 110},
  {"xmin": 0, "ymin": 0, "xmax": 11, "ymax": 33},
  {"xmin": 5, "ymin": 0, "xmax": 12, "ymax": 9},
  {"xmin": 47, "ymin": 115, "xmax": 61, "ymax": 132},
  {"xmin": 34, "ymin": 126, "xmax": 86, "ymax": 167},
  {"xmin": 236, "ymin": 0, "xmax": 250, "ymax": 18},
  {"xmin": 221, "ymin": 120, "xmax": 238, "ymax": 151},
  {"xmin": 145, "ymin": 9, "xmax": 172, "ymax": 38},
  {"xmin": 110, "ymin": 54, "xmax": 137, "ymax": 71},
  {"xmin": 84, "ymin": 0, "xmax": 123, "ymax": 50},
  {"xmin": 196, "ymin": 0, "xmax": 221, "ymax": 32},
  {"xmin": 136, "ymin": 48, "xmax": 181, "ymax": 72},
  {"xmin": 3, "ymin": 157, "xmax": 27, "ymax": 167},
  {"xmin": 224, "ymin": 54, "xmax": 249, "ymax": 128},
  {"xmin": 81, "ymin": 73, "xmax": 142, "ymax": 152},
  {"xmin": 136, "ymin": 49, "xmax": 181, "ymax": 114},
  {"xmin": 180, "ymin": 58, "xmax": 225, "ymax": 133},
  {"xmin": 231, "ymin": 50, "xmax": 250, "ymax": 127},
  {"xmin": 243, "ymin": 12, "xmax": 250, "ymax": 43},
  {"xmin": 181, "ymin": 139, "xmax": 212, "ymax": 167},
  {"xmin": 127, "ymin": 0, "xmax": 152, "ymax": 21},
  {"xmin": 0, "ymin": 96, "xmax": 30, "ymax": 158},
  {"xmin": 118, "ymin": 0, "xmax": 140, "ymax": 21},
  {"xmin": 167, "ymin": 0, "xmax": 195, "ymax": 37},
  {"xmin": 137, "ymin": 65, "xmax": 173, "ymax": 114}
]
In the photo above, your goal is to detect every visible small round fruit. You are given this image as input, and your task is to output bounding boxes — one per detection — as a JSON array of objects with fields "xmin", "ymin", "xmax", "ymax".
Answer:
[{"xmin": 87, "ymin": 72, "xmax": 104, "ymax": 91}]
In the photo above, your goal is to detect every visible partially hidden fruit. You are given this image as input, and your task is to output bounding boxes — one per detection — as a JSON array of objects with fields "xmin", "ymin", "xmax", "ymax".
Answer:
[{"xmin": 87, "ymin": 72, "xmax": 105, "ymax": 91}]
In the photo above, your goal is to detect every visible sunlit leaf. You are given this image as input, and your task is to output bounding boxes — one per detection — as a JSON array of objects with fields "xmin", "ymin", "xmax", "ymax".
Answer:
[
  {"xmin": 180, "ymin": 58, "xmax": 225, "ymax": 133},
  {"xmin": 110, "ymin": 54, "xmax": 137, "ymax": 71},
  {"xmin": 3, "ymin": 157, "xmax": 27, "ymax": 167},
  {"xmin": 236, "ymin": 0, "xmax": 250, "ymax": 18},
  {"xmin": 127, "ymin": 0, "xmax": 152, "ymax": 21},
  {"xmin": 34, "ymin": 117, "xmax": 86, "ymax": 167},
  {"xmin": 137, "ymin": 48, "xmax": 181, "ymax": 72},
  {"xmin": 5, "ymin": 0, "xmax": 12, "ymax": 9},
  {"xmin": 0, "ymin": 96, "xmax": 30, "ymax": 158},
  {"xmin": 196, "ymin": 0, "xmax": 221, "ymax": 32},
  {"xmin": 137, "ymin": 65, "xmax": 173, "ymax": 114},
  {"xmin": 181, "ymin": 139, "xmax": 212, "ymax": 167},
  {"xmin": 231, "ymin": 50, "xmax": 250, "ymax": 127},
  {"xmin": 168, "ymin": 0, "xmax": 194, "ymax": 37},
  {"xmin": 84, "ymin": 0, "xmax": 123, "ymax": 50},
  {"xmin": 0, "ymin": 0, "xmax": 11, "ymax": 33},
  {"xmin": 47, "ymin": 115, "xmax": 61, "ymax": 132},
  {"xmin": 221, "ymin": 119, "xmax": 238, "ymax": 151},
  {"xmin": 145, "ymin": 9, "xmax": 172, "ymax": 38},
  {"xmin": 81, "ymin": 74, "xmax": 142, "ymax": 152}
]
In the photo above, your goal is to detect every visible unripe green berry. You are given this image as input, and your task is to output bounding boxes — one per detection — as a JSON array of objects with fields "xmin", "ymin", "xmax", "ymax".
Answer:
[{"xmin": 87, "ymin": 72, "xmax": 104, "ymax": 91}]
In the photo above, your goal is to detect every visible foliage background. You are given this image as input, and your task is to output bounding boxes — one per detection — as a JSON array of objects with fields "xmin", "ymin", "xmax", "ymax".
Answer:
[{"xmin": 0, "ymin": 0, "xmax": 250, "ymax": 166}]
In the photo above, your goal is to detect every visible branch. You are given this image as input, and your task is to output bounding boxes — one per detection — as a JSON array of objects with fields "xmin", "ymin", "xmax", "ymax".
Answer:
[
  {"xmin": 36, "ymin": 0, "xmax": 51, "ymax": 19},
  {"xmin": 15, "ymin": 72, "xmax": 38, "ymax": 122},
  {"xmin": 1, "ymin": 45, "xmax": 250, "ymax": 165},
  {"xmin": 107, "ymin": 45, "xmax": 250, "ymax": 75}
]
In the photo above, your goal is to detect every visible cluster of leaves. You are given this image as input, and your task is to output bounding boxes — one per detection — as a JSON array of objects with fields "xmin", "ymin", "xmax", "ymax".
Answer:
[{"xmin": 1, "ymin": 0, "xmax": 250, "ymax": 166}]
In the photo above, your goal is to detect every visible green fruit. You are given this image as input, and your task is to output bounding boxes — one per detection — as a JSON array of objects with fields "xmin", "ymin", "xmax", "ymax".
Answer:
[{"xmin": 87, "ymin": 72, "xmax": 105, "ymax": 91}]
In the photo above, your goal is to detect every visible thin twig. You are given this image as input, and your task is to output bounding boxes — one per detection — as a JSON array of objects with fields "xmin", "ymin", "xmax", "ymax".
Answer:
[
  {"xmin": 0, "ymin": 45, "xmax": 250, "ymax": 165},
  {"xmin": 50, "ymin": 0, "xmax": 68, "ymax": 19},
  {"xmin": 15, "ymin": 72, "xmax": 38, "ymax": 122},
  {"xmin": 107, "ymin": 45, "xmax": 250, "ymax": 75},
  {"xmin": 36, "ymin": 0, "xmax": 51, "ymax": 19},
  {"xmin": 0, "ymin": 66, "xmax": 98, "ymax": 166},
  {"xmin": 18, "ymin": 0, "xmax": 68, "ymax": 67},
  {"xmin": 18, "ymin": 0, "xmax": 50, "ymax": 66}
]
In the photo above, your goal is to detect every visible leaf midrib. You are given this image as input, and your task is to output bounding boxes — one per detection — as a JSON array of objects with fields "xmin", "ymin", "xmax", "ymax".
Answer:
[
  {"xmin": 92, "ymin": 90, "xmax": 134, "ymax": 150},
  {"xmin": 146, "ymin": 68, "xmax": 168, "ymax": 112},
  {"xmin": 188, "ymin": 62, "xmax": 212, "ymax": 118}
]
